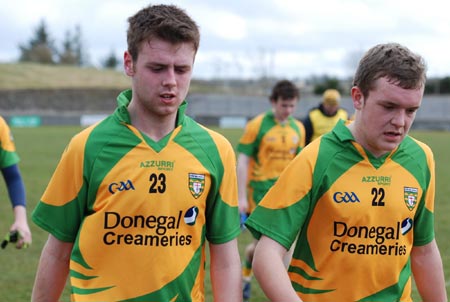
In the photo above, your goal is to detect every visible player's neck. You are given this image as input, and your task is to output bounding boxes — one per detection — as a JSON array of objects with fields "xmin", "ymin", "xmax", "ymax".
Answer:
[{"xmin": 130, "ymin": 110, "xmax": 177, "ymax": 142}]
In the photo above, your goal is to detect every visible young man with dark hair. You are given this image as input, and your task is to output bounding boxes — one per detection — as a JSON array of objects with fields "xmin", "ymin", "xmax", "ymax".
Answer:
[
  {"xmin": 32, "ymin": 5, "xmax": 241, "ymax": 302},
  {"xmin": 247, "ymin": 43, "xmax": 447, "ymax": 301},
  {"xmin": 237, "ymin": 79, "xmax": 305, "ymax": 301}
]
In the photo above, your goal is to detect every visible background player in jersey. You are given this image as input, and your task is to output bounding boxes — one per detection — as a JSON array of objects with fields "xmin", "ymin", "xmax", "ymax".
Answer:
[
  {"xmin": 31, "ymin": 4, "xmax": 241, "ymax": 302},
  {"xmin": 246, "ymin": 43, "xmax": 447, "ymax": 301},
  {"xmin": 0, "ymin": 116, "xmax": 31, "ymax": 249},
  {"xmin": 302, "ymin": 88, "xmax": 349, "ymax": 145},
  {"xmin": 236, "ymin": 79, "xmax": 305, "ymax": 301}
]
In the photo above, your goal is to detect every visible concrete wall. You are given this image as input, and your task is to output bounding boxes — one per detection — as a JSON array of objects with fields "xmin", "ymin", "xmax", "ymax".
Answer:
[{"xmin": 186, "ymin": 93, "xmax": 450, "ymax": 130}]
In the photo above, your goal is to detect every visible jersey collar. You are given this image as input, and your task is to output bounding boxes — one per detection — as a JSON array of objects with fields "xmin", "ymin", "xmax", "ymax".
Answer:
[
  {"xmin": 115, "ymin": 89, "xmax": 187, "ymax": 126},
  {"xmin": 331, "ymin": 119, "xmax": 353, "ymax": 142},
  {"xmin": 332, "ymin": 119, "xmax": 395, "ymax": 165}
]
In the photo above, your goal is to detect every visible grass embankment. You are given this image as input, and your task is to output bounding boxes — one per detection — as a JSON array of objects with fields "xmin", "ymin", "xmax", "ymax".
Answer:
[{"xmin": 0, "ymin": 63, "xmax": 130, "ymax": 90}]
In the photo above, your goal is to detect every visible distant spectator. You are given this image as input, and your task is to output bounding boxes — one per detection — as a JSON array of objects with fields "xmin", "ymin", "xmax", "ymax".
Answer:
[{"xmin": 303, "ymin": 89, "xmax": 348, "ymax": 144}]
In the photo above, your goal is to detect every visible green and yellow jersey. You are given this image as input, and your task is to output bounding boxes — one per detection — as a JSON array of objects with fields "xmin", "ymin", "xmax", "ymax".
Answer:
[
  {"xmin": 246, "ymin": 120, "xmax": 435, "ymax": 301},
  {"xmin": 32, "ymin": 90, "xmax": 240, "ymax": 302},
  {"xmin": 309, "ymin": 107, "xmax": 348, "ymax": 141},
  {"xmin": 0, "ymin": 116, "xmax": 20, "ymax": 168},
  {"xmin": 237, "ymin": 111, "xmax": 305, "ymax": 212}
]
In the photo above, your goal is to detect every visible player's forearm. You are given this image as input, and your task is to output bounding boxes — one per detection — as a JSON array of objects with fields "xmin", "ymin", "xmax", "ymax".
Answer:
[
  {"xmin": 209, "ymin": 240, "xmax": 242, "ymax": 302},
  {"xmin": 13, "ymin": 205, "xmax": 27, "ymax": 224},
  {"xmin": 236, "ymin": 154, "xmax": 249, "ymax": 212},
  {"xmin": 253, "ymin": 236, "xmax": 302, "ymax": 302},
  {"xmin": 254, "ymin": 257, "xmax": 301, "ymax": 301},
  {"xmin": 210, "ymin": 267, "xmax": 242, "ymax": 302},
  {"xmin": 411, "ymin": 240, "xmax": 447, "ymax": 302},
  {"xmin": 32, "ymin": 275, "xmax": 67, "ymax": 302},
  {"xmin": 32, "ymin": 257, "xmax": 69, "ymax": 302},
  {"xmin": 32, "ymin": 235, "xmax": 72, "ymax": 302},
  {"xmin": 2, "ymin": 164, "xmax": 27, "ymax": 207}
]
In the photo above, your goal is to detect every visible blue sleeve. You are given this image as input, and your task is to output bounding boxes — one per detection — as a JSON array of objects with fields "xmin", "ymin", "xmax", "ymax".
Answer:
[{"xmin": 1, "ymin": 164, "xmax": 26, "ymax": 208}]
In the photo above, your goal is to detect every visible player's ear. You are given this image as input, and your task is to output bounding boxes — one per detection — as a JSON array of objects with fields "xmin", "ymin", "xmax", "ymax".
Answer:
[
  {"xmin": 351, "ymin": 86, "xmax": 364, "ymax": 110},
  {"xmin": 124, "ymin": 51, "xmax": 135, "ymax": 76}
]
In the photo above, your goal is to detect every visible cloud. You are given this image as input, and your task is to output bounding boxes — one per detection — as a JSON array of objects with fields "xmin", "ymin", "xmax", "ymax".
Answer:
[
  {"xmin": 197, "ymin": 9, "xmax": 248, "ymax": 41},
  {"xmin": 1, "ymin": 0, "xmax": 449, "ymax": 79}
]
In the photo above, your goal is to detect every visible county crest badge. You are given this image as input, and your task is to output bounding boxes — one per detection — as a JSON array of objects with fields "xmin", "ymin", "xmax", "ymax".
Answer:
[
  {"xmin": 189, "ymin": 173, "xmax": 205, "ymax": 199},
  {"xmin": 404, "ymin": 186, "xmax": 418, "ymax": 211}
]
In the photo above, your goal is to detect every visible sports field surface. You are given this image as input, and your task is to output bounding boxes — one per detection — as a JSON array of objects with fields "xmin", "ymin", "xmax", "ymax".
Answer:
[{"xmin": 0, "ymin": 126, "xmax": 448, "ymax": 301}]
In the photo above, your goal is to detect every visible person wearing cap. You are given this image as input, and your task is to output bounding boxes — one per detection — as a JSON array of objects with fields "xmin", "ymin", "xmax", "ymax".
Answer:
[{"xmin": 303, "ymin": 89, "xmax": 349, "ymax": 145}]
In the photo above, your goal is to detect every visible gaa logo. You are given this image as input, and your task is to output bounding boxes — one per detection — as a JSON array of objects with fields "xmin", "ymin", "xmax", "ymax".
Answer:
[
  {"xmin": 108, "ymin": 180, "xmax": 135, "ymax": 194},
  {"xmin": 333, "ymin": 192, "xmax": 360, "ymax": 203}
]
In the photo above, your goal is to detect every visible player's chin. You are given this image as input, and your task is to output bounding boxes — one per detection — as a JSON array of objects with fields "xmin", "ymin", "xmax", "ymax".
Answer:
[
  {"xmin": 380, "ymin": 139, "xmax": 401, "ymax": 153},
  {"xmin": 157, "ymin": 105, "xmax": 179, "ymax": 116}
]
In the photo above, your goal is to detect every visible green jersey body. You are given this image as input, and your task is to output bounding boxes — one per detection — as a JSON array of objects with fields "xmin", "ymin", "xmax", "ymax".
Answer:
[
  {"xmin": 246, "ymin": 120, "xmax": 435, "ymax": 301},
  {"xmin": 32, "ymin": 90, "xmax": 240, "ymax": 302}
]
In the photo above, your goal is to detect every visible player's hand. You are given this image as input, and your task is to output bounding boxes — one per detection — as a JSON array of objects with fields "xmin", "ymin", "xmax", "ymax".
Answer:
[
  {"xmin": 240, "ymin": 212, "xmax": 248, "ymax": 230},
  {"xmin": 9, "ymin": 206, "xmax": 32, "ymax": 249},
  {"xmin": 238, "ymin": 197, "xmax": 249, "ymax": 214},
  {"xmin": 9, "ymin": 221, "xmax": 32, "ymax": 249}
]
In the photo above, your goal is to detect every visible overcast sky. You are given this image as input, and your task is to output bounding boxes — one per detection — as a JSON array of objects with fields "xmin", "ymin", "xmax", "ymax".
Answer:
[{"xmin": 1, "ymin": 0, "xmax": 449, "ymax": 80}]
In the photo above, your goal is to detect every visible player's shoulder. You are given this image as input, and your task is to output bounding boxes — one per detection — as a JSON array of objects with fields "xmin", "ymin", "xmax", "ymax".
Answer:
[
  {"xmin": 402, "ymin": 135, "xmax": 434, "ymax": 158},
  {"xmin": 66, "ymin": 116, "xmax": 116, "ymax": 152},
  {"xmin": 182, "ymin": 120, "xmax": 237, "ymax": 167},
  {"xmin": 70, "ymin": 118, "xmax": 105, "ymax": 142},
  {"xmin": 243, "ymin": 113, "xmax": 273, "ymax": 136},
  {"xmin": 64, "ymin": 124, "xmax": 97, "ymax": 155},
  {"xmin": 195, "ymin": 122, "xmax": 234, "ymax": 150},
  {"xmin": 245, "ymin": 113, "xmax": 266, "ymax": 127},
  {"xmin": 301, "ymin": 132, "xmax": 343, "ymax": 161},
  {"xmin": 293, "ymin": 117, "xmax": 305, "ymax": 128}
]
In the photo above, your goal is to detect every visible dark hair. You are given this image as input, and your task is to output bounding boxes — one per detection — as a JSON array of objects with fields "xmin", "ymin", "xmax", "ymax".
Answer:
[
  {"xmin": 352, "ymin": 43, "xmax": 427, "ymax": 98},
  {"xmin": 127, "ymin": 4, "xmax": 200, "ymax": 61},
  {"xmin": 270, "ymin": 80, "xmax": 300, "ymax": 102}
]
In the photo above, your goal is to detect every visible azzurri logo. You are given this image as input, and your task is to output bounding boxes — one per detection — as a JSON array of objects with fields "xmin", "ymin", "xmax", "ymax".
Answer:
[
  {"xmin": 333, "ymin": 192, "xmax": 360, "ymax": 203},
  {"xmin": 108, "ymin": 180, "xmax": 135, "ymax": 194}
]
